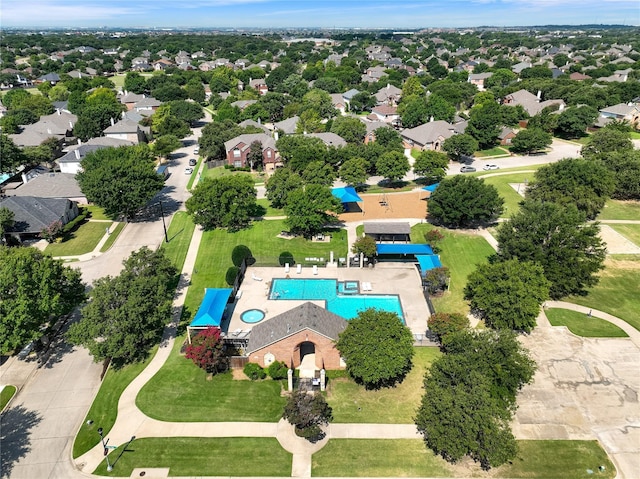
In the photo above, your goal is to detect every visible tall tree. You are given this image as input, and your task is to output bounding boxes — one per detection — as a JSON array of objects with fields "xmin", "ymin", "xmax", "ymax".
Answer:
[
  {"xmin": 339, "ymin": 157, "xmax": 368, "ymax": 187},
  {"xmin": 604, "ymin": 150, "xmax": 640, "ymax": 200},
  {"xmin": 554, "ymin": 105, "xmax": 598, "ymax": 139},
  {"xmin": 398, "ymin": 94, "xmax": 428, "ymax": 128},
  {"xmin": 186, "ymin": 175, "xmax": 257, "ymax": 231},
  {"xmin": 330, "ymin": 116, "xmax": 366, "ymax": 144},
  {"xmin": 510, "ymin": 128, "xmax": 552, "ymax": 154},
  {"xmin": 428, "ymin": 176, "xmax": 503, "ymax": 228},
  {"xmin": 283, "ymin": 389, "xmax": 333, "ymax": 442},
  {"xmin": 0, "ymin": 134, "xmax": 26, "ymax": 173},
  {"xmin": 284, "ymin": 184, "xmax": 342, "ymax": 238},
  {"xmin": 467, "ymin": 101, "xmax": 502, "ymax": 149},
  {"xmin": 0, "ymin": 246, "xmax": 85, "ymax": 354},
  {"xmin": 425, "ymin": 93, "xmax": 456, "ymax": 123},
  {"xmin": 335, "ymin": 309, "xmax": 414, "ymax": 389},
  {"xmin": 77, "ymin": 145, "xmax": 164, "ymax": 220},
  {"xmin": 124, "ymin": 72, "xmax": 147, "ymax": 94},
  {"xmin": 67, "ymin": 247, "xmax": 176, "ymax": 367},
  {"xmin": 495, "ymin": 200, "xmax": 606, "ymax": 299},
  {"xmin": 302, "ymin": 160, "xmax": 336, "ymax": 186},
  {"xmin": 581, "ymin": 127, "xmax": 634, "ymax": 159},
  {"xmin": 266, "ymin": 167, "xmax": 304, "ymax": 209},
  {"xmin": 464, "ymin": 259, "xmax": 550, "ymax": 332},
  {"xmin": 442, "ymin": 134, "xmax": 478, "ymax": 161},
  {"xmin": 373, "ymin": 126, "xmax": 404, "ymax": 151},
  {"xmin": 376, "ymin": 151, "xmax": 410, "ymax": 182},
  {"xmin": 0, "ymin": 207, "xmax": 15, "ymax": 239},
  {"xmin": 413, "ymin": 150, "xmax": 449, "ymax": 183}
]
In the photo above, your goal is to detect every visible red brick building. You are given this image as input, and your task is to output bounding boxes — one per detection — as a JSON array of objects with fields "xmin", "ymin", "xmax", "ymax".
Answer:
[
  {"xmin": 246, "ymin": 302, "xmax": 347, "ymax": 370},
  {"xmin": 223, "ymin": 133, "xmax": 280, "ymax": 171}
]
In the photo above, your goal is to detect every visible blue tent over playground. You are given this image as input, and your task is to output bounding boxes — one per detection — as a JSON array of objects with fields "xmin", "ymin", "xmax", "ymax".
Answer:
[
  {"xmin": 416, "ymin": 255, "xmax": 443, "ymax": 276},
  {"xmin": 187, "ymin": 288, "xmax": 233, "ymax": 343},
  {"xmin": 332, "ymin": 186, "xmax": 363, "ymax": 204},
  {"xmin": 376, "ymin": 243, "xmax": 434, "ymax": 256},
  {"xmin": 422, "ymin": 183, "xmax": 439, "ymax": 193}
]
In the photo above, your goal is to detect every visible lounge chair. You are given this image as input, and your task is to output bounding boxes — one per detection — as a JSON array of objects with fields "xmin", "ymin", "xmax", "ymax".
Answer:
[
  {"xmin": 252, "ymin": 273, "xmax": 263, "ymax": 281},
  {"xmin": 296, "ymin": 263, "xmax": 302, "ymax": 274},
  {"xmin": 284, "ymin": 263, "xmax": 290, "ymax": 273},
  {"xmin": 313, "ymin": 265, "xmax": 318, "ymax": 275}
]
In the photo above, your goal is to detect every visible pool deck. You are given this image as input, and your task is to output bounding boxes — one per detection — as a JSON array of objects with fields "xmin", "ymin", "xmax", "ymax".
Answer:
[{"xmin": 226, "ymin": 262, "xmax": 429, "ymax": 336}]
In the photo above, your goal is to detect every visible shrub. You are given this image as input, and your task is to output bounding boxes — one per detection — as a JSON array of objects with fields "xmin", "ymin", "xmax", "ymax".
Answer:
[
  {"xmin": 283, "ymin": 389, "xmax": 333, "ymax": 443},
  {"xmin": 231, "ymin": 244, "xmax": 253, "ymax": 267},
  {"xmin": 278, "ymin": 251, "xmax": 294, "ymax": 266},
  {"xmin": 62, "ymin": 209, "xmax": 89, "ymax": 234},
  {"xmin": 243, "ymin": 362, "xmax": 266, "ymax": 380},
  {"xmin": 267, "ymin": 360, "xmax": 289, "ymax": 380},
  {"xmin": 424, "ymin": 229, "xmax": 445, "ymax": 253},
  {"xmin": 40, "ymin": 220, "xmax": 64, "ymax": 243},
  {"xmin": 428, "ymin": 313, "xmax": 469, "ymax": 343},
  {"xmin": 225, "ymin": 266, "xmax": 240, "ymax": 286},
  {"xmin": 185, "ymin": 327, "xmax": 226, "ymax": 374}
]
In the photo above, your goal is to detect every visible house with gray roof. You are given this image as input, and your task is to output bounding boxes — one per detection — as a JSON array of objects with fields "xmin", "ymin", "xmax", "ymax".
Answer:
[
  {"xmin": 103, "ymin": 118, "xmax": 147, "ymax": 144},
  {"xmin": 0, "ymin": 196, "xmax": 79, "ymax": 241},
  {"xmin": 8, "ymin": 172, "xmax": 86, "ymax": 204},
  {"xmin": 273, "ymin": 116, "xmax": 299, "ymax": 135},
  {"xmin": 599, "ymin": 103, "xmax": 640, "ymax": 126},
  {"xmin": 224, "ymin": 133, "xmax": 279, "ymax": 171},
  {"xmin": 400, "ymin": 120, "xmax": 461, "ymax": 151},
  {"xmin": 308, "ymin": 132, "xmax": 347, "ymax": 148},
  {"xmin": 246, "ymin": 302, "xmax": 347, "ymax": 370},
  {"xmin": 503, "ymin": 89, "xmax": 565, "ymax": 116},
  {"xmin": 9, "ymin": 110, "xmax": 77, "ymax": 147}
]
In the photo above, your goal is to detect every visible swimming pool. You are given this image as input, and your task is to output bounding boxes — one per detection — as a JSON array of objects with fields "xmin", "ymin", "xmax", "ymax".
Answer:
[{"xmin": 270, "ymin": 278, "xmax": 404, "ymax": 321}]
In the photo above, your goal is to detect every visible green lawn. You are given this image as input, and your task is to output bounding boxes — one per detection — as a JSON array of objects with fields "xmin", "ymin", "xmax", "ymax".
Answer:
[
  {"xmin": 202, "ymin": 166, "xmax": 264, "ymax": 184},
  {"xmin": 481, "ymin": 172, "xmax": 533, "ymax": 217},
  {"xmin": 182, "ymin": 219, "xmax": 347, "ymax": 322},
  {"xmin": 546, "ymin": 308, "xmax": 628, "ymax": 337},
  {"xmin": 136, "ymin": 334, "xmax": 286, "ymax": 422},
  {"xmin": 608, "ymin": 224, "xmax": 640, "ymax": 247},
  {"xmin": 312, "ymin": 439, "xmax": 614, "ymax": 478},
  {"xmin": 45, "ymin": 221, "xmax": 111, "ymax": 256},
  {"xmin": 99, "ymin": 222, "xmax": 125, "ymax": 252},
  {"xmin": 160, "ymin": 212, "xmax": 196, "ymax": 272},
  {"xmin": 73, "ymin": 350, "xmax": 157, "ymax": 458},
  {"xmin": 328, "ymin": 347, "xmax": 440, "ymax": 423},
  {"xmin": 630, "ymin": 131, "xmax": 640, "ymax": 139},
  {"xmin": 94, "ymin": 437, "xmax": 292, "ymax": 477},
  {"xmin": 185, "ymin": 157, "xmax": 202, "ymax": 190},
  {"xmin": 1, "ymin": 385, "xmax": 17, "ymax": 411},
  {"xmin": 411, "ymin": 224, "xmax": 494, "ymax": 315},
  {"xmin": 474, "ymin": 146, "xmax": 511, "ymax": 157},
  {"xmin": 84, "ymin": 205, "xmax": 111, "ymax": 220},
  {"xmin": 598, "ymin": 199, "xmax": 640, "ymax": 220},
  {"xmin": 256, "ymin": 198, "xmax": 285, "ymax": 217},
  {"xmin": 566, "ymin": 257, "xmax": 640, "ymax": 331},
  {"xmin": 109, "ymin": 73, "xmax": 126, "ymax": 89},
  {"xmin": 312, "ymin": 439, "xmax": 453, "ymax": 477}
]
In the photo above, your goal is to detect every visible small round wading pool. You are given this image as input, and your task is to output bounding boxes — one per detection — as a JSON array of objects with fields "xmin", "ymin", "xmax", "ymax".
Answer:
[{"xmin": 241, "ymin": 309, "xmax": 265, "ymax": 324}]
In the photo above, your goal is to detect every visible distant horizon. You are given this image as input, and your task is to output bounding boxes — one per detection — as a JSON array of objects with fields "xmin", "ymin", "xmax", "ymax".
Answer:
[{"xmin": 3, "ymin": 1, "xmax": 639, "ymax": 30}]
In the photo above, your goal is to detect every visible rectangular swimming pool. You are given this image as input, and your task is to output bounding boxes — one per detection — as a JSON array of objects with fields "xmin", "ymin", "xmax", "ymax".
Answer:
[{"xmin": 270, "ymin": 278, "xmax": 404, "ymax": 321}]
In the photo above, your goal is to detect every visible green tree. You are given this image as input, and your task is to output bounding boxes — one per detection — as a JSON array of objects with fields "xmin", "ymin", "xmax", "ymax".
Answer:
[
  {"xmin": 339, "ymin": 157, "xmax": 368, "ymax": 187},
  {"xmin": 495, "ymin": 200, "xmax": 606, "ymax": 299},
  {"xmin": 0, "ymin": 246, "xmax": 85, "ymax": 354},
  {"xmin": 330, "ymin": 116, "xmax": 366, "ymax": 144},
  {"xmin": 427, "ymin": 312, "xmax": 469, "ymax": 343},
  {"xmin": 184, "ymin": 80, "xmax": 206, "ymax": 104},
  {"xmin": 164, "ymin": 100, "xmax": 204, "ymax": 125},
  {"xmin": 185, "ymin": 327, "xmax": 227, "ymax": 374},
  {"xmin": 604, "ymin": 150, "xmax": 640, "ymax": 200},
  {"xmin": 526, "ymin": 158, "xmax": 616, "ymax": 219},
  {"xmin": 276, "ymin": 135, "xmax": 327, "ymax": 172},
  {"xmin": 152, "ymin": 84, "xmax": 188, "ymax": 102},
  {"xmin": 124, "ymin": 72, "xmax": 147, "ymax": 94},
  {"xmin": 152, "ymin": 134, "xmax": 182, "ymax": 159},
  {"xmin": 428, "ymin": 176, "xmax": 503, "ymax": 228},
  {"xmin": 554, "ymin": 105, "xmax": 598, "ymax": 139},
  {"xmin": 441, "ymin": 134, "xmax": 478, "ymax": 161},
  {"xmin": 0, "ymin": 207, "xmax": 15, "ymax": 239},
  {"xmin": 373, "ymin": 126, "xmax": 404, "ymax": 151},
  {"xmin": 349, "ymin": 91, "xmax": 376, "ymax": 113},
  {"xmin": 399, "ymin": 94, "xmax": 428, "ymax": 128},
  {"xmin": 283, "ymin": 389, "xmax": 333, "ymax": 442},
  {"xmin": 302, "ymin": 161, "xmax": 336, "ymax": 186},
  {"xmin": 266, "ymin": 167, "xmax": 304, "ymax": 209},
  {"xmin": 484, "ymin": 68, "xmax": 516, "ymax": 89},
  {"xmin": 351, "ymin": 235, "xmax": 377, "ymax": 258},
  {"xmin": 402, "ymin": 76, "xmax": 424, "ymax": 98},
  {"xmin": 0, "ymin": 134, "xmax": 26, "ymax": 173},
  {"xmin": 77, "ymin": 145, "xmax": 164, "ymax": 220},
  {"xmin": 335, "ymin": 309, "xmax": 414, "ymax": 389},
  {"xmin": 284, "ymin": 184, "xmax": 342, "ymax": 238},
  {"xmin": 300, "ymin": 88, "xmax": 337, "ymax": 119},
  {"xmin": 413, "ymin": 150, "xmax": 449, "ymax": 183},
  {"xmin": 376, "ymin": 151, "xmax": 410, "ymax": 182},
  {"xmin": 73, "ymin": 103, "xmax": 123, "ymax": 141},
  {"xmin": 425, "ymin": 93, "xmax": 456, "ymax": 123},
  {"xmin": 510, "ymin": 128, "xmax": 552, "ymax": 154},
  {"xmin": 581, "ymin": 127, "xmax": 633, "ymax": 159},
  {"xmin": 186, "ymin": 175, "xmax": 257, "ymax": 231},
  {"xmin": 467, "ymin": 101, "xmax": 502, "ymax": 149},
  {"xmin": 527, "ymin": 108, "xmax": 558, "ymax": 133},
  {"xmin": 464, "ymin": 260, "xmax": 550, "ymax": 332},
  {"xmin": 67, "ymin": 247, "xmax": 176, "ymax": 367}
]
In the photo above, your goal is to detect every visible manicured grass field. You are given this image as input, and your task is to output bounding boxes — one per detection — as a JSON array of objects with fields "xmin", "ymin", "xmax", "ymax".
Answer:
[
  {"xmin": 185, "ymin": 158, "xmax": 202, "ymax": 190},
  {"xmin": 545, "ymin": 308, "xmax": 628, "ymax": 338},
  {"xmin": 136, "ymin": 334, "xmax": 286, "ymax": 421},
  {"xmin": 94, "ymin": 437, "xmax": 292, "ymax": 477},
  {"xmin": 608, "ymin": 224, "xmax": 640, "ymax": 246},
  {"xmin": 73, "ymin": 350, "xmax": 156, "ymax": 458},
  {"xmin": 567, "ymin": 257, "xmax": 640, "ymax": 331},
  {"xmin": 99, "ymin": 222, "xmax": 125, "ymax": 252},
  {"xmin": 474, "ymin": 146, "xmax": 510, "ymax": 157},
  {"xmin": 256, "ymin": 198, "xmax": 285, "ymax": 217},
  {"xmin": 312, "ymin": 439, "xmax": 614, "ymax": 478},
  {"xmin": 1, "ymin": 385, "xmax": 17, "ymax": 411},
  {"xmin": 45, "ymin": 221, "xmax": 111, "ymax": 256},
  {"xmin": 630, "ymin": 131, "xmax": 640, "ymax": 139},
  {"xmin": 598, "ymin": 199, "xmax": 640, "ymax": 220},
  {"xmin": 412, "ymin": 224, "xmax": 494, "ymax": 315},
  {"xmin": 84, "ymin": 205, "xmax": 111, "ymax": 220},
  {"xmin": 182, "ymin": 219, "xmax": 347, "ymax": 322},
  {"xmin": 328, "ymin": 347, "xmax": 440, "ymax": 423},
  {"xmin": 481, "ymin": 172, "xmax": 533, "ymax": 217},
  {"xmin": 160, "ymin": 212, "xmax": 196, "ymax": 272},
  {"xmin": 109, "ymin": 73, "xmax": 126, "ymax": 89},
  {"xmin": 312, "ymin": 439, "xmax": 454, "ymax": 477}
]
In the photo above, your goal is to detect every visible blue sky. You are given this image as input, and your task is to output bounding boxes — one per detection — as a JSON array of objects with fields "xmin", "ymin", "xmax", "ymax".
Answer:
[{"xmin": 3, "ymin": 0, "xmax": 639, "ymax": 28}]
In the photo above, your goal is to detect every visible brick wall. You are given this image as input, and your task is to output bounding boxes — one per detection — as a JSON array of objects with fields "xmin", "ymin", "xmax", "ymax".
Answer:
[{"xmin": 248, "ymin": 329, "xmax": 344, "ymax": 370}]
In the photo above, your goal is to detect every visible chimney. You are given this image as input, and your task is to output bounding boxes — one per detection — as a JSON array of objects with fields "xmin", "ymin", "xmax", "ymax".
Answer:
[
  {"xmin": 69, "ymin": 121, "xmax": 73, "ymax": 128},
  {"xmin": 78, "ymin": 139, "xmax": 82, "ymax": 146},
  {"xmin": 47, "ymin": 128, "xmax": 52, "ymax": 134},
  {"xmin": 559, "ymin": 103, "xmax": 565, "ymax": 111},
  {"xmin": 536, "ymin": 90, "xmax": 542, "ymax": 101},
  {"xmin": 57, "ymin": 109, "xmax": 61, "ymax": 115},
  {"xmin": 22, "ymin": 173, "xmax": 28, "ymax": 184},
  {"xmin": 74, "ymin": 149, "xmax": 81, "ymax": 160},
  {"xmin": 257, "ymin": 117, "xmax": 261, "ymax": 125},
  {"xmin": 110, "ymin": 117, "xmax": 115, "ymax": 126},
  {"xmin": 387, "ymin": 83, "xmax": 390, "ymax": 90},
  {"xmin": 429, "ymin": 116, "xmax": 434, "ymax": 122},
  {"xmin": 274, "ymin": 131, "xmax": 279, "ymax": 141}
]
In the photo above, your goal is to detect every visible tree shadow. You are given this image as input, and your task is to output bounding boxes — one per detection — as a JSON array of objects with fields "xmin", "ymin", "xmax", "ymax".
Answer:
[
  {"xmin": 38, "ymin": 309, "xmax": 80, "ymax": 369},
  {"xmin": 0, "ymin": 405, "xmax": 42, "ymax": 479}
]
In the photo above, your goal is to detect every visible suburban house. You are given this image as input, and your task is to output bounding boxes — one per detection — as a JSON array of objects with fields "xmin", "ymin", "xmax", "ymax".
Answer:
[
  {"xmin": 245, "ymin": 302, "xmax": 347, "ymax": 370},
  {"xmin": 401, "ymin": 120, "xmax": 464, "ymax": 151},
  {"xmin": 224, "ymin": 133, "xmax": 280, "ymax": 170},
  {"xmin": 248, "ymin": 79, "xmax": 268, "ymax": 95},
  {"xmin": 134, "ymin": 97, "xmax": 162, "ymax": 113},
  {"xmin": 498, "ymin": 127, "xmax": 518, "ymax": 145},
  {"xmin": 374, "ymin": 84, "xmax": 402, "ymax": 106},
  {"xmin": 468, "ymin": 72, "xmax": 493, "ymax": 91},
  {"xmin": 363, "ymin": 121, "xmax": 390, "ymax": 144},
  {"xmin": 56, "ymin": 138, "xmax": 134, "ymax": 174},
  {"xmin": 238, "ymin": 119, "xmax": 270, "ymax": 134},
  {"xmin": 599, "ymin": 103, "xmax": 640, "ymax": 127},
  {"xmin": 273, "ymin": 116, "xmax": 300, "ymax": 135},
  {"xmin": 330, "ymin": 94, "xmax": 348, "ymax": 114},
  {"xmin": 103, "ymin": 118, "xmax": 148, "ymax": 144},
  {"xmin": 362, "ymin": 66, "xmax": 387, "ymax": 83},
  {"xmin": 308, "ymin": 132, "xmax": 347, "ymax": 148},
  {"xmin": 9, "ymin": 110, "xmax": 77, "ymax": 148},
  {"xmin": 8, "ymin": 171, "xmax": 86, "ymax": 204},
  {"xmin": 119, "ymin": 92, "xmax": 146, "ymax": 110},
  {"xmin": 0, "ymin": 196, "xmax": 79, "ymax": 242},
  {"xmin": 502, "ymin": 89, "xmax": 565, "ymax": 116},
  {"xmin": 370, "ymin": 105, "xmax": 399, "ymax": 124}
]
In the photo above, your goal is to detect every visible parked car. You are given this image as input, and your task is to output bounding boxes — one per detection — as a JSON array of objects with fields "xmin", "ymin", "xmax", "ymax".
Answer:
[
  {"xmin": 460, "ymin": 165, "xmax": 477, "ymax": 173},
  {"xmin": 194, "ymin": 146, "xmax": 199, "ymax": 155},
  {"xmin": 483, "ymin": 164, "xmax": 499, "ymax": 170},
  {"xmin": 184, "ymin": 167, "xmax": 194, "ymax": 175},
  {"xmin": 189, "ymin": 158, "xmax": 197, "ymax": 166}
]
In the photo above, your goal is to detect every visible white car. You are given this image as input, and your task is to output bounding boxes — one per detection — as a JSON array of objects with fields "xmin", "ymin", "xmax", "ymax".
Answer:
[
  {"xmin": 483, "ymin": 164, "xmax": 500, "ymax": 171},
  {"xmin": 184, "ymin": 167, "xmax": 194, "ymax": 175},
  {"xmin": 194, "ymin": 146, "xmax": 199, "ymax": 155}
]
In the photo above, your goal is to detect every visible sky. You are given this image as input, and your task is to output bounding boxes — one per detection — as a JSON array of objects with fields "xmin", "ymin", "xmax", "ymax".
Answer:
[{"xmin": 2, "ymin": 0, "xmax": 639, "ymax": 29}]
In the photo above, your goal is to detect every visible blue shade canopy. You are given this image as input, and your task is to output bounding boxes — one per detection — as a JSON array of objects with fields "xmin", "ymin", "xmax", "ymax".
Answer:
[
  {"xmin": 332, "ymin": 186, "xmax": 363, "ymax": 203},
  {"xmin": 190, "ymin": 288, "xmax": 233, "ymax": 327},
  {"xmin": 376, "ymin": 243, "xmax": 434, "ymax": 255},
  {"xmin": 422, "ymin": 183, "xmax": 439, "ymax": 192},
  {"xmin": 417, "ymin": 255, "xmax": 443, "ymax": 275}
]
